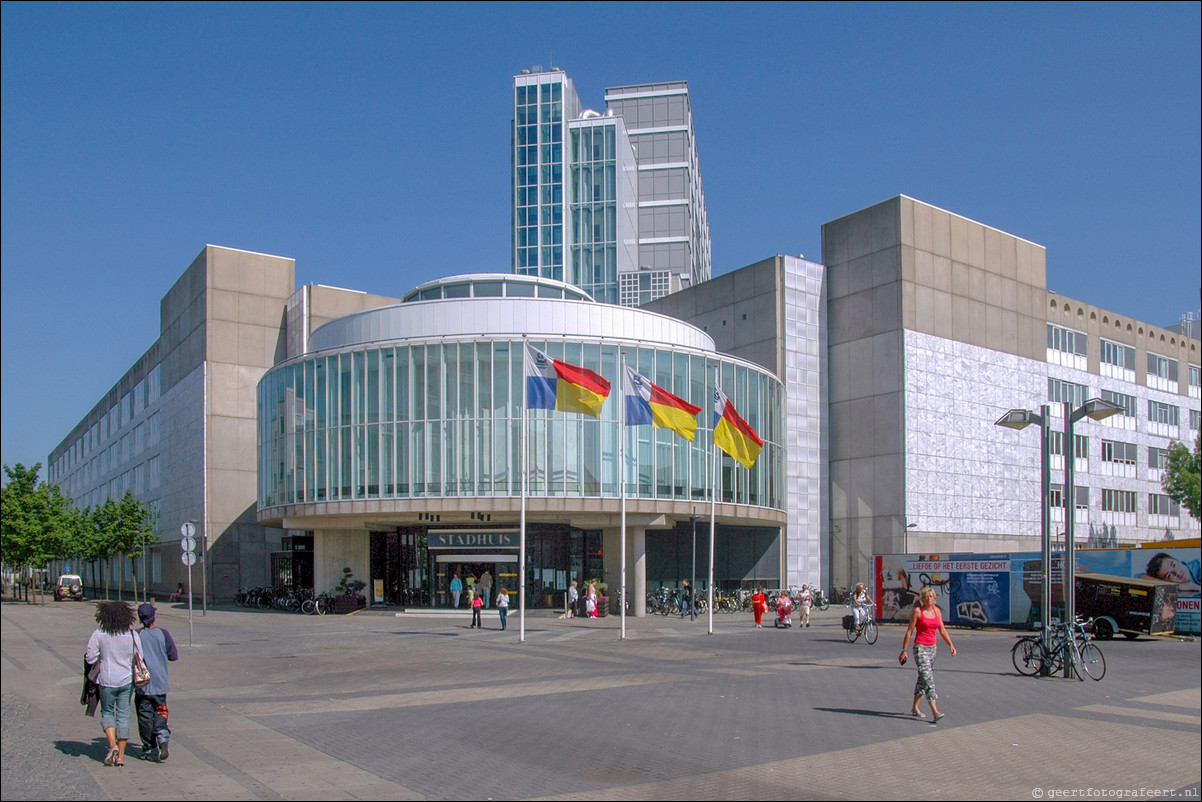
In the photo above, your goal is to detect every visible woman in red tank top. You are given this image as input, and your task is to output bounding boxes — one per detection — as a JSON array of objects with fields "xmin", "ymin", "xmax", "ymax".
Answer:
[{"xmin": 898, "ymin": 586, "xmax": 957, "ymax": 722}]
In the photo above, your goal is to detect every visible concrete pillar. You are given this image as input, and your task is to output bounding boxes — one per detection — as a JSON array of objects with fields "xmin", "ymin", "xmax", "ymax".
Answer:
[
  {"xmin": 313, "ymin": 529, "xmax": 370, "ymax": 599},
  {"xmin": 603, "ymin": 525, "xmax": 647, "ymax": 616}
]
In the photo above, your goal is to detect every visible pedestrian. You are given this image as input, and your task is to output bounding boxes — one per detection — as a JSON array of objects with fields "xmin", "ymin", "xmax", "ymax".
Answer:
[
  {"xmin": 169, "ymin": 583, "xmax": 183, "ymax": 603},
  {"xmin": 135, "ymin": 603, "xmax": 179, "ymax": 761},
  {"xmin": 680, "ymin": 579, "xmax": 693, "ymax": 619},
  {"xmin": 479, "ymin": 569, "xmax": 493, "ymax": 608},
  {"xmin": 449, "ymin": 572, "xmax": 463, "ymax": 608},
  {"xmin": 567, "ymin": 580, "xmax": 579, "ymax": 618},
  {"xmin": 586, "ymin": 581, "xmax": 598, "ymax": 618},
  {"xmin": 84, "ymin": 601, "xmax": 143, "ymax": 767},
  {"xmin": 797, "ymin": 585, "xmax": 813, "ymax": 628},
  {"xmin": 470, "ymin": 588, "xmax": 484, "ymax": 628},
  {"xmin": 497, "ymin": 587, "xmax": 509, "ymax": 630},
  {"xmin": 751, "ymin": 587, "xmax": 768, "ymax": 627},
  {"xmin": 899, "ymin": 586, "xmax": 957, "ymax": 722}
]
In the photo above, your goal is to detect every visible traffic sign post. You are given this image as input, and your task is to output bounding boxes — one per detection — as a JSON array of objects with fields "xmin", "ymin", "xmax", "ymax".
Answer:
[{"xmin": 181, "ymin": 521, "xmax": 197, "ymax": 645}]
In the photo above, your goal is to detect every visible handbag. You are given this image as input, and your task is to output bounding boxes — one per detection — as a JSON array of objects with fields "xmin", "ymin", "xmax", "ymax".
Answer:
[{"xmin": 131, "ymin": 632, "xmax": 152, "ymax": 689}]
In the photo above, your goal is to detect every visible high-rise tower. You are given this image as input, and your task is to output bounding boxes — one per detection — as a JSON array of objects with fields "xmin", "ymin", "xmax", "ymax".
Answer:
[{"xmin": 512, "ymin": 67, "xmax": 710, "ymax": 306}]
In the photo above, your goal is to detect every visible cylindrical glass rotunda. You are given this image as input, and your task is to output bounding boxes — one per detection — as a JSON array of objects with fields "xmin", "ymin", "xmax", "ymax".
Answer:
[{"xmin": 257, "ymin": 274, "xmax": 785, "ymax": 609}]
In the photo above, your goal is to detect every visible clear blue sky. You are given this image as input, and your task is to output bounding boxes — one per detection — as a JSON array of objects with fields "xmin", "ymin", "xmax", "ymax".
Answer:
[{"xmin": 2, "ymin": 2, "xmax": 1199, "ymax": 473}]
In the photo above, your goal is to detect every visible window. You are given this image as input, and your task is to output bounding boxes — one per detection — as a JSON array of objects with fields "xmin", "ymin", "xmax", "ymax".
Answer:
[
  {"xmin": 1100, "ymin": 389, "xmax": 1137, "ymax": 418},
  {"xmin": 1100, "ymin": 339, "xmax": 1137, "ymax": 381},
  {"xmin": 1147, "ymin": 352, "xmax": 1179, "ymax": 382},
  {"xmin": 1148, "ymin": 401, "xmax": 1179, "ymax": 427},
  {"xmin": 1100, "ymin": 340, "xmax": 1136, "ymax": 370},
  {"xmin": 1101, "ymin": 440, "xmax": 1137, "ymax": 465},
  {"xmin": 1148, "ymin": 494, "xmax": 1180, "ymax": 516},
  {"xmin": 1048, "ymin": 378, "xmax": 1089, "ymax": 408},
  {"xmin": 1047, "ymin": 324, "xmax": 1088, "ymax": 369},
  {"xmin": 1050, "ymin": 484, "xmax": 1089, "ymax": 509},
  {"xmin": 1192, "ymin": 409, "xmax": 1201, "ymax": 431},
  {"xmin": 1052, "ymin": 324, "xmax": 1091, "ymax": 355},
  {"xmin": 1049, "ymin": 432, "xmax": 1088, "ymax": 458},
  {"xmin": 1148, "ymin": 446, "xmax": 1170, "ymax": 471},
  {"xmin": 1102, "ymin": 489, "xmax": 1138, "ymax": 513}
]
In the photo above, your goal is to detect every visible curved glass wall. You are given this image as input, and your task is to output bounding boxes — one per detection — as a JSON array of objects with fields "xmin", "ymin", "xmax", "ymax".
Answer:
[{"xmin": 259, "ymin": 339, "xmax": 783, "ymax": 513}]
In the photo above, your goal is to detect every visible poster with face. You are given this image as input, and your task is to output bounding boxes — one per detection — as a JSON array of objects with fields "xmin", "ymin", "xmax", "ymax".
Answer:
[{"xmin": 875, "ymin": 545, "xmax": 1200, "ymax": 634}]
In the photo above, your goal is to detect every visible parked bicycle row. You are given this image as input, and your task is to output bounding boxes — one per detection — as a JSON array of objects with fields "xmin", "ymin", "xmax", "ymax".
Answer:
[{"xmin": 234, "ymin": 586, "xmax": 339, "ymax": 615}]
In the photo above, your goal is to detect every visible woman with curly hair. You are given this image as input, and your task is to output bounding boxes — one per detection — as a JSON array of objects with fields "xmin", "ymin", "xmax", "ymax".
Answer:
[{"xmin": 85, "ymin": 601, "xmax": 143, "ymax": 767}]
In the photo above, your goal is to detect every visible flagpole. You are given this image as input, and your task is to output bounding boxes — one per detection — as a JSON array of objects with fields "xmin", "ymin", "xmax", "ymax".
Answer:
[
  {"xmin": 520, "ymin": 337, "xmax": 528, "ymax": 644},
  {"xmin": 619, "ymin": 353, "xmax": 627, "ymax": 640},
  {"xmin": 709, "ymin": 364, "xmax": 719, "ymax": 636}
]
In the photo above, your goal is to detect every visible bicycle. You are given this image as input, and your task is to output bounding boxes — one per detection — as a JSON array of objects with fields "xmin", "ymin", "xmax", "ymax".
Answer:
[
  {"xmin": 1011, "ymin": 617, "xmax": 1105, "ymax": 681},
  {"xmin": 845, "ymin": 603, "xmax": 878, "ymax": 644}
]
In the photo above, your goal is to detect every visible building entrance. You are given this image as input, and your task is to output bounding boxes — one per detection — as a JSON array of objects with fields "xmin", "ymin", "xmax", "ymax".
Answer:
[{"xmin": 434, "ymin": 556, "xmax": 518, "ymax": 609}]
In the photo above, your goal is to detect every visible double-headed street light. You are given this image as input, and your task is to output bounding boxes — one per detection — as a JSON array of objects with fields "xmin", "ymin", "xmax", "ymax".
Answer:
[
  {"xmin": 996, "ymin": 397, "xmax": 1122, "ymax": 673},
  {"xmin": 995, "ymin": 405, "xmax": 1053, "ymax": 644},
  {"xmin": 1062, "ymin": 397, "xmax": 1122, "ymax": 676}
]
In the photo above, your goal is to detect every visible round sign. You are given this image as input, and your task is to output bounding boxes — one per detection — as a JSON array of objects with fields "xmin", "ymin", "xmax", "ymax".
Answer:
[
  {"xmin": 181, "ymin": 551, "xmax": 197, "ymax": 566},
  {"xmin": 180, "ymin": 521, "xmax": 196, "ymax": 539},
  {"xmin": 181, "ymin": 536, "xmax": 196, "ymax": 552}
]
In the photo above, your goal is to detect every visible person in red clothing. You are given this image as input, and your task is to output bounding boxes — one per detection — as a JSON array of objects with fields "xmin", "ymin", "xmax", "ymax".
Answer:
[
  {"xmin": 899, "ymin": 586, "xmax": 957, "ymax": 722},
  {"xmin": 751, "ymin": 588, "xmax": 768, "ymax": 628},
  {"xmin": 469, "ymin": 589, "xmax": 483, "ymax": 628}
]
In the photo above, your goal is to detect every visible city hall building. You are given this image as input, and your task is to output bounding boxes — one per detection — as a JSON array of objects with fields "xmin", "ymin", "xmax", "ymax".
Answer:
[{"xmin": 255, "ymin": 273, "xmax": 786, "ymax": 610}]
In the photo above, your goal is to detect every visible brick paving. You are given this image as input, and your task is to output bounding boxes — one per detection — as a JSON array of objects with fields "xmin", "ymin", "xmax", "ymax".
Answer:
[{"xmin": 2, "ymin": 599, "xmax": 1199, "ymax": 800}]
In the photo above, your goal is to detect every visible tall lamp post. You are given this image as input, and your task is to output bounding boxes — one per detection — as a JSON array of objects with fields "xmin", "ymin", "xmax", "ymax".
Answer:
[
  {"xmin": 995, "ymin": 406, "xmax": 1052, "ymax": 647},
  {"xmin": 690, "ymin": 508, "xmax": 697, "ymax": 621},
  {"xmin": 997, "ymin": 398, "xmax": 1121, "ymax": 667},
  {"xmin": 1062, "ymin": 397, "xmax": 1122, "ymax": 676}
]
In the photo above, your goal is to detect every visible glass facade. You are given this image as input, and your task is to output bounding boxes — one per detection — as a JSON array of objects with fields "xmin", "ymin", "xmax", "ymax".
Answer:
[
  {"xmin": 259, "ymin": 338, "xmax": 783, "ymax": 512},
  {"xmin": 513, "ymin": 69, "xmax": 710, "ymax": 307}
]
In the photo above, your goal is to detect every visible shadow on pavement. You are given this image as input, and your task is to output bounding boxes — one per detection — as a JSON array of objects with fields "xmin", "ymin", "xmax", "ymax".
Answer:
[
  {"xmin": 55, "ymin": 737, "xmax": 108, "ymax": 761},
  {"xmin": 814, "ymin": 707, "xmax": 925, "ymax": 720}
]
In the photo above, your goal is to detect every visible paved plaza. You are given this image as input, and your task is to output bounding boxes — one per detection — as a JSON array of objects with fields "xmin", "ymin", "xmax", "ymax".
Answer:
[{"xmin": 2, "ymin": 597, "xmax": 1199, "ymax": 801}]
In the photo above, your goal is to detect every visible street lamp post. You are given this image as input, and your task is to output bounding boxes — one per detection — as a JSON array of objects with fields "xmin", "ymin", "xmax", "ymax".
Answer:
[
  {"xmin": 997, "ymin": 398, "xmax": 1121, "ymax": 672},
  {"xmin": 691, "ymin": 509, "xmax": 697, "ymax": 621},
  {"xmin": 996, "ymin": 405, "xmax": 1053, "ymax": 647},
  {"xmin": 1062, "ymin": 397, "xmax": 1122, "ymax": 676}
]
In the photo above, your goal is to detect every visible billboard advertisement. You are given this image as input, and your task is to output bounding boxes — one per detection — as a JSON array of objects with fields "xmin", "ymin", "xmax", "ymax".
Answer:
[{"xmin": 874, "ymin": 544, "xmax": 1200, "ymax": 634}]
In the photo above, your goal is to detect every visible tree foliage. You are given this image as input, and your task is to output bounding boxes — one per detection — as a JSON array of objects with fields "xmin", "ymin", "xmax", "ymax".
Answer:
[
  {"xmin": 2, "ymin": 463, "xmax": 86, "ymax": 601},
  {"xmin": 3, "ymin": 465, "xmax": 157, "ymax": 600},
  {"xmin": 2, "ymin": 463, "xmax": 82, "ymax": 564},
  {"xmin": 1162, "ymin": 435, "xmax": 1201, "ymax": 521}
]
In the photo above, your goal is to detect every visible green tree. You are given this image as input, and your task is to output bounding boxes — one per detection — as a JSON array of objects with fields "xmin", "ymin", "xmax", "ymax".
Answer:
[
  {"xmin": 89, "ymin": 492, "xmax": 157, "ymax": 601},
  {"xmin": 116, "ymin": 491, "xmax": 157, "ymax": 602},
  {"xmin": 1162, "ymin": 435, "xmax": 1201, "ymax": 521},
  {"xmin": 1, "ymin": 463, "xmax": 83, "ymax": 603}
]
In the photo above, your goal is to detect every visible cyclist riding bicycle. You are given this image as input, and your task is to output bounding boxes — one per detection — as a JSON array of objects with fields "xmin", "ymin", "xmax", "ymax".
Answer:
[{"xmin": 852, "ymin": 583, "xmax": 874, "ymax": 628}]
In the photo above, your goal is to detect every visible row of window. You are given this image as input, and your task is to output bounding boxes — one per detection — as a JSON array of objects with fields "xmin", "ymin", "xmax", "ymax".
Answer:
[
  {"xmin": 1048, "ymin": 324, "xmax": 1197, "ymax": 389},
  {"xmin": 52, "ymin": 366, "xmax": 162, "ymax": 483},
  {"xmin": 1048, "ymin": 379, "xmax": 1197, "ymax": 429},
  {"xmin": 1047, "ymin": 485, "xmax": 1180, "ymax": 517}
]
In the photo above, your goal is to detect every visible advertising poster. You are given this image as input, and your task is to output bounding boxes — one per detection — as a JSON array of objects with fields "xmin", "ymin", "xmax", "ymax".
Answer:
[
  {"xmin": 1075, "ymin": 546, "xmax": 1200, "ymax": 635},
  {"xmin": 875, "ymin": 544, "xmax": 1200, "ymax": 634},
  {"xmin": 874, "ymin": 554, "xmax": 1011, "ymax": 627}
]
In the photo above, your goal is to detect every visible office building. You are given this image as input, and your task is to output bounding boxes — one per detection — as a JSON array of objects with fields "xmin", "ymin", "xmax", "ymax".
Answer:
[
  {"xmin": 819, "ymin": 196, "xmax": 1200, "ymax": 589},
  {"xmin": 47, "ymin": 245, "xmax": 403, "ymax": 600},
  {"xmin": 512, "ymin": 67, "xmax": 711, "ymax": 306}
]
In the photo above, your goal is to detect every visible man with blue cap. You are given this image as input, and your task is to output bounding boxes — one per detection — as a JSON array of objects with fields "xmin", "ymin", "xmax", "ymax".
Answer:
[{"xmin": 135, "ymin": 603, "xmax": 179, "ymax": 761}]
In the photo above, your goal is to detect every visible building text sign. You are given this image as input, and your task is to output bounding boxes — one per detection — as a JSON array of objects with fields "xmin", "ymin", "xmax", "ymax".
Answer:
[{"xmin": 428, "ymin": 530, "xmax": 519, "ymax": 550}]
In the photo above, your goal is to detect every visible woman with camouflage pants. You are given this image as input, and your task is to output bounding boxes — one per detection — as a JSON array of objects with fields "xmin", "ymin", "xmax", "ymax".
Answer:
[{"xmin": 898, "ymin": 586, "xmax": 957, "ymax": 723}]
